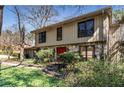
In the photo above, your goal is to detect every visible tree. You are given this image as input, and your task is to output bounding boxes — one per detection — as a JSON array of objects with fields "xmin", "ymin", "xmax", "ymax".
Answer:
[
  {"xmin": 13, "ymin": 6, "xmax": 26, "ymax": 62},
  {"xmin": 113, "ymin": 8, "xmax": 124, "ymax": 23},
  {"xmin": 4, "ymin": 5, "xmax": 59, "ymax": 62},
  {"xmin": 0, "ymin": 28, "xmax": 21, "ymax": 59},
  {"xmin": 24, "ymin": 5, "xmax": 58, "ymax": 29},
  {"xmin": 25, "ymin": 32, "xmax": 35, "ymax": 46},
  {"xmin": 4, "ymin": 30, "xmax": 13, "ymax": 59}
]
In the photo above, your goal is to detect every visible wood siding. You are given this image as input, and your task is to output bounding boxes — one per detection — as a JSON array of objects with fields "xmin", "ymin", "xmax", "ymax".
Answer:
[{"xmin": 34, "ymin": 14, "xmax": 110, "ymax": 47}]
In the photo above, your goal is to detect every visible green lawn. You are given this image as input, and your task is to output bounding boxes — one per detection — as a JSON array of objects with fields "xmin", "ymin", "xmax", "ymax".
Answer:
[
  {"xmin": 1, "ymin": 60, "xmax": 124, "ymax": 87},
  {"xmin": 0, "ymin": 65, "xmax": 64, "ymax": 87}
]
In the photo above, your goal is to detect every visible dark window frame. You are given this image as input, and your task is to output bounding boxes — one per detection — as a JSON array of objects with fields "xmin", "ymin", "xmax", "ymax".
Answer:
[
  {"xmin": 38, "ymin": 31, "xmax": 46, "ymax": 43},
  {"xmin": 57, "ymin": 27, "xmax": 62, "ymax": 41},
  {"xmin": 78, "ymin": 19, "xmax": 94, "ymax": 38}
]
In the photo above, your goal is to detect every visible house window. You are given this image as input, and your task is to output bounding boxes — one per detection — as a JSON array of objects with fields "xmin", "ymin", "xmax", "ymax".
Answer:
[
  {"xmin": 39, "ymin": 31, "xmax": 46, "ymax": 43},
  {"xmin": 57, "ymin": 27, "xmax": 62, "ymax": 41},
  {"xmin": 78, "ymin": 19, "xmax": 94, "ymax": 37}
]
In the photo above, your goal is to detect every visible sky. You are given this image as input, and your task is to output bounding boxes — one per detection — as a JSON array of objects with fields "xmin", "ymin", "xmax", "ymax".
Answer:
[{"xmin": 2, "ymin": 5, "xmax": 124, "ymax": 32}]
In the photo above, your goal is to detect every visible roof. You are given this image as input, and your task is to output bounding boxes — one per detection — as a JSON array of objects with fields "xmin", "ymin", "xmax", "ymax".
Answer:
[{"xmin": 31, "ymin": 6, "xmax": 112, "ymax": 33}]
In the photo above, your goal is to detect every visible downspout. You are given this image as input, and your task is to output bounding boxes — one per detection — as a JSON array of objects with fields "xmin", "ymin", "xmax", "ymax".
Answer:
[
  {"xmin": 107, "ymin": 14, "xmax": 110, "ymax": 61},
  {"xmin": 101, "ymin": 10, "xmax": 105, "ymax": 60}
]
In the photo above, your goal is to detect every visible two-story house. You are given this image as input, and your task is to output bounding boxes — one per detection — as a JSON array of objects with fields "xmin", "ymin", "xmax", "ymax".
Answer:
[
  {"xmin": 24, "ymin": 6, "xmax": 124, "ymax": 61},
  {"xmin": 25, "ymin": 7, "xmax": 124, "ymax": 59}
]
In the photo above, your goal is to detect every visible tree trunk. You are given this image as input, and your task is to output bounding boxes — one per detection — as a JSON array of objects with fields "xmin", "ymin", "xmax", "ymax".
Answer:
[
  {"xmin": 20, "ymin": 45, "xmax": 24, "ymax": 62},
  {"xmin": 14, "ymin": 6, "xmax": 25, "ymax": 62},
  {"xmin": 0, "ymin": 6, "xmax": 4, "ymax": 35},
  {"xmin": 8, "ymin": 54, "xmax": 10, "ymax": 60}
]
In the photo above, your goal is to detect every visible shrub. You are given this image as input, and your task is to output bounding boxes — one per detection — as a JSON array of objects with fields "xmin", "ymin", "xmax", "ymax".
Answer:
[
  {"xmin": 59, "ymin": 52, "xmax": 81, "ymax": 63},
  {"xmin": 59, "ymin": 52, "xmax": 75, "ymax": 63},
  {"xmin": 64, "ymin": 61, "xmax": 124, "ymax": 87},
  {"xmin": 12, "ymin": 52, "xmax": 20, "ymax": 58},
  {"xmin": 35, "ymin": 49, "xmax": 54, "ymax": 64},
  {"xmin": 74, "ymin": 52, "xmax": 81, "ymax": 61},
  {"xmin": 59, "ymin": 52, "xmax": 81, "ymax": 74},
  {"xmin": 0, "ymin": 50, "xmax": 3, "ymax": 54}
]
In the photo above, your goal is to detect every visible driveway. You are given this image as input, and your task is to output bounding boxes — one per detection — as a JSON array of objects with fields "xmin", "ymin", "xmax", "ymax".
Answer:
[
  {"xmin": 0, "ymin": 55, "xmax": 44, "ymax": 70},
  {"xmin": 1, "ymin": 61, "xmax": 42, "ymax": 70},
  {"xmin": 0, "ymin": 54, "xmax": 15, "ymax": 60}
]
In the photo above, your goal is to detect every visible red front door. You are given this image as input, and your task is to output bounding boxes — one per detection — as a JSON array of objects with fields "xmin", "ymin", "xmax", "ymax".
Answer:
[{"xmin": 56, "ymin": 47, "xmax": 67, "ymax": 55}]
